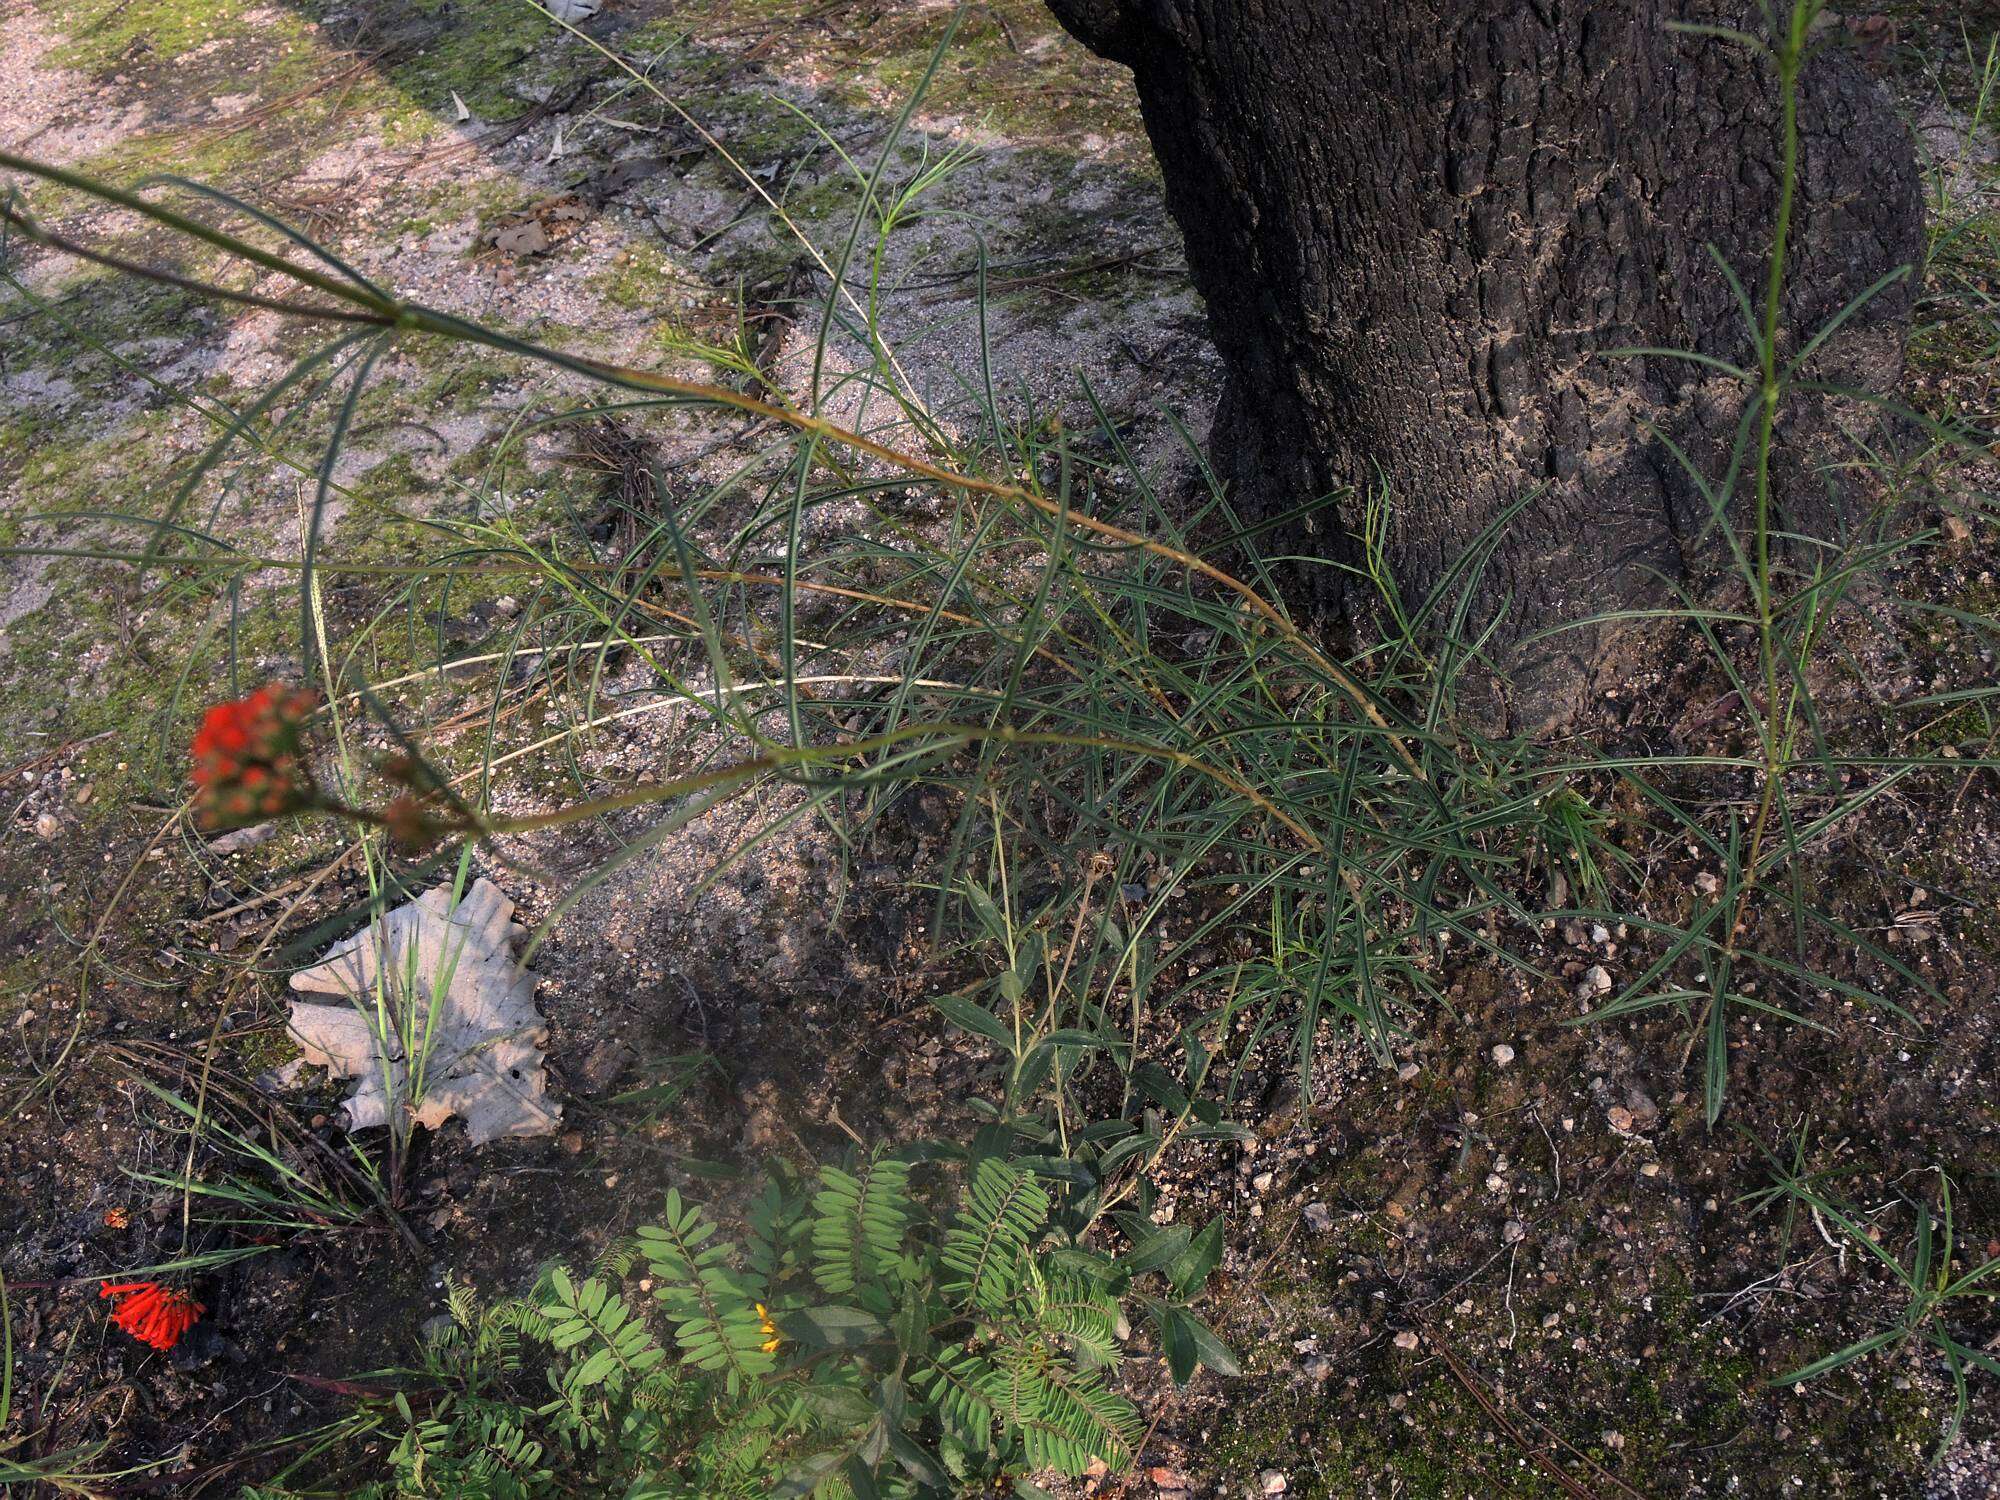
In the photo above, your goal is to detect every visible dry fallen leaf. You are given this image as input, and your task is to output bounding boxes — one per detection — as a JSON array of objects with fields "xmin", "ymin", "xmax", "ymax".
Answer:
[
  {"xmin": 490, "ymin": 219, "xmax": 550, "ymax": 257},
  {"xmin": 208, "ymin": 820, "xmax": 276, "ymax": 856},
  {"xmin": 486, "ymin": 195, "xmax": 592, "ymax": 257},
  {"xmin": 288, "ymin": 878, "xmax": 560, "ymax": 1145}
]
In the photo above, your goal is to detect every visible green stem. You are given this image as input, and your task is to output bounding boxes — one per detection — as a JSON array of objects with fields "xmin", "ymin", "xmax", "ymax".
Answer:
[
  {"xmin": 1753, "ymin": 5, "xmax": 1807, "ymax": 769},
  {"xmin": 1697, "ymin": 1, "xmax": 1816, "ymax": 1124},
  {"xmin": 0, "ymin": 148, "xmax": 1423, "ymax": 779},
  {"xmin": 303, "ymin": 720, "xmax": 1322, "ymax": 856}
]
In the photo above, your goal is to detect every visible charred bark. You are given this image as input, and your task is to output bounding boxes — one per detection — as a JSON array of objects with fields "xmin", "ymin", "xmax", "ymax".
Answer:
[{"xmin": 1046, "ymin": 0, "xmax": 1922, "ymax": 725}]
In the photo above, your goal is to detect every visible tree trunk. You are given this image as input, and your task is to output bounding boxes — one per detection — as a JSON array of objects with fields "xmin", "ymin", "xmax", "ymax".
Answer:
[{"xmin": 1046, "ymin": 0, "xmax": 1922, "ymax": 726}]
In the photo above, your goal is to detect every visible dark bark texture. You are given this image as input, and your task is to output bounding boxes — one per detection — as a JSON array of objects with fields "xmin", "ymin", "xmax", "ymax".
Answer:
[{"xmin": 1046, "ymin": 0, "xmax": 1923, "ymax": 725}]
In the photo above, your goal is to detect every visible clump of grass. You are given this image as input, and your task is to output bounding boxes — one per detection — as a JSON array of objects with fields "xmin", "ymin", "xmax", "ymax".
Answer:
[{"xmin": 1745, "ymin": 1140, "xmax": 2000, "ymax": 1456}]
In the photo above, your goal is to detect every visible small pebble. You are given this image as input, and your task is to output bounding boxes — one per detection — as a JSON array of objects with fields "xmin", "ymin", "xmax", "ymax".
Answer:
[
  {"xmin": 1260, "ymin": 1470, "xmax": 1288, "ymax": 1495},
  {"xmin": 1397, "ymin": 1061, "xmax": 1421, "ymax": 1082},
  {"xmin": 1491, "ymin": 1043, "xmax": 1515, "ymax": 1068},
  {"xmin": 1393, "ymin": 1330, "xmax": 1420, "ymax": 1351},
  {"xmin": 1303, "ymin": 1202, "xmax": 1333, "ymax": 1232},
  {"xmin": 1502, "ymin": 1219, "xmax": 1527, "ymax": 1244},
  {"xmin": 33, "ymin": 812, "xmax": 59, "ymax": 840}
]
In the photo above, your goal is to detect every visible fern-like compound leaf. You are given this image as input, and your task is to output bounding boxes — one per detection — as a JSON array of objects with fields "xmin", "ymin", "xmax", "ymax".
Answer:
[
  {"xmin": 809, "ymin": 1159, "xmax": 912, "ymax": 1298},
  {"xmin": 1031, "ymin": 1265, "xmax": 1121, "ymax": 1367},
  {"xmin": 637, "ymin": 1192, "xmax": 777, "ymax": 1393},
  {"xmin": 940, "ymin": 1159, "xmax": 1050, "ymax": 1312}
]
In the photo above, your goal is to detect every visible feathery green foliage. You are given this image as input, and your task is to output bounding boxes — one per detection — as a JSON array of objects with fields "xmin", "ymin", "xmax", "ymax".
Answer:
[{"xmin": 261, "ymin": 1145, "xmax": 1210, "ymax": 1498}]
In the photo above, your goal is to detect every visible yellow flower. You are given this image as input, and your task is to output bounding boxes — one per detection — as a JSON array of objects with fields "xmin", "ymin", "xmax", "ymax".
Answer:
[{"xmin": 755, "ymin": 1302, "xmax": 782, "ymax": 1353}]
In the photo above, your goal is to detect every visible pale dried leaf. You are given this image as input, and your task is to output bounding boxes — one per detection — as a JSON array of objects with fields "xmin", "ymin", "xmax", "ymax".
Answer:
[
  {"xmin": 208, "ymin": 821, "xmax": 276, "ymax": 856},
  {"xmin": 490, "ymin": 219, "xmax": 550, "ymax": 256},
  {"xmin": 288, "ymin": 878, "xmax": 560, "ymax": 1144}
]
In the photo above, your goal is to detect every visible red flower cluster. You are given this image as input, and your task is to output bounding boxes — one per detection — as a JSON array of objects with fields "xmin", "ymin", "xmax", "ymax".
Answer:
[
  {"xmin": 190, "ymin": 683, "xmax": 318, "ymax": 828},
  {"xmin": 100, "ymin": 1281, "xmax": 204, "ymax": 1351}
]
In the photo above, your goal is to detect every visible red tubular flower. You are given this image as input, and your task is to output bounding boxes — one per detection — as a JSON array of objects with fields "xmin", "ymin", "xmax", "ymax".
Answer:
[
  {"xmin": 99, "ymin": 1280, "xmax": 204, "ymax": 1351},
  {"xmin": 190, "ymin": 683, "xmax": 319, "ymax": 828}
]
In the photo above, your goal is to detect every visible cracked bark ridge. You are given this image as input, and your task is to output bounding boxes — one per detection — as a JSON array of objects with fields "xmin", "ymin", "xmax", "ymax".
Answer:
[{"xmin": 1046, "ymin": 0, "xmax": 1922, "ymax": 727}]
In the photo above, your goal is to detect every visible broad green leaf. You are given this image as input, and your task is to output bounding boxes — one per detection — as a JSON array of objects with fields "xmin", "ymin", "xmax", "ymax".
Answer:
[
  {"xmin": 1170, "ymin": 1215, "xmax": 1225, "ymax": 1297},
  {"xmin": 793, "ymin": 1305, "xmax": 889, "ymax": 1349},
  {"xmin": 927, "ymin": 992, "xmax": 1014, "ymax": 1047}
]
